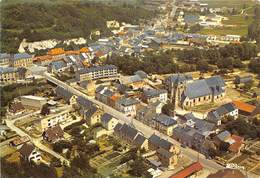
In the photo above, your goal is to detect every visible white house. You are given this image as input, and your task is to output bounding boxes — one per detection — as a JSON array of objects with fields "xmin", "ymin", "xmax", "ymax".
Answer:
[
  {"xmin": 115, "ymin": 97, "xmax": 140, "ymax": 116},
  {"xmin": 19, "ymin": 143, "xmax": 41, "ymax": 163}
]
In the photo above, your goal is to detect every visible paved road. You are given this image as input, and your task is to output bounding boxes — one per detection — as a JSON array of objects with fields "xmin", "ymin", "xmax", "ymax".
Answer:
[
  {"xmin": 5, "ymin": 110, "xmax": 70, "ymax": 165},
  {"xmin": 43, "ymin": 72, "xmax": 224, "ymax": 172},
  {"xmin": 44, "ymin": 72, "xmax": 260, "ymax": 177}
]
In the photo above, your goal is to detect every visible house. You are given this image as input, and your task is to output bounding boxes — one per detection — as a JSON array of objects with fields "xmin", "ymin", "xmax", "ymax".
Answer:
[
  {"xmin": 207, "ymin": 103, "xmax": 238, "ymax": 125},
  {"xmin": 148, "ymin": 134, "xmax": 180, "ymax": 168},
  {"xmin": 170, "ymin": 162, "xmax": 203, "ymax": 178},
  {"xmin": 8, "ymin": 102, "xmax": 25, "ymax": 115},
  {"xmin": 136, "ymin": 101, "xmax": 164, "ymax": 126},
  {"xmin": 228, "ymin": 135, "xmax": 244, "ymax": 153},
  {"xmin": 207, "ymin": 169, "xmax": 246, "ymax": 178},
  {"xmin": 213, "ymin": 131, "xmax": 244, "ymax": 153},
  {"xmin": 76, "ymin": 65, "xmax": 118, "ymax": 81},
  {"xmin": 0, "ymin": 67, "xmax": 18, "ymax": 83},
  {"xmin": 133, "ymin": 134, "xmax": 149, "ymax": 150},
  {"xmin": 92, "ymin": 127, "xmax": 109, "ymax": 139},
  {"xmin": 183, "ymin": 113, "xmax": 216, "ymax": 136},
  {"xmin": 95, "ymin": 86, "xmax": 115, "ymax": 105},
  {"xmin": 84, "ymin": 105, "xmax": 103, "ymax": 126},
  {"xmin": 101, "ymin": 113, "xmax": 118, "ymax": 131},
  {"xmin": 19, "ymin": 143, "xmax": 41, "ymax": 163},
  {"xmin": 115, "ymin": 97, "xmax": 140, "ymax": 116},
  {"xmin": 120, "ymin": 75, "xmax": 145, "ymax": 90},
  {"xmin": 77, "ymin": 96, "xmax": 94, "ymax": 110},
  {"xmin": 9, "ymin": 136, "xmax": 30, "ymax": 148},
  {"xmin": 40, "ymin": 108, "xmax": 75, "ymax": 130},
  {"xmin": 114, "ymin": 123, "xmax": 140, "ymax": 144},
  {"xmin": 172, "ymin": 126, "xmax": 206, "ymax": 152},
  {"xmin": 233, "ymin": 100, "xmax": 258, "ymax": 117},
  {"xmin": 48, "ymin": 60, "xmax": 68, "ymax": 74},
  {"xmin": 143, "ymin": 89, "xmax": 168, "ymax": 104},
  {"xmin": 55, "ymin": 86, "xmax": 78, "ymax": 105},
  {"xmin": 152, "ymin": 114, "xmax": 177, "ymax": 136},
  {"xmin": 157, "ymin": 147, "xmax": 178, "ymax": 169},
  {"xmin": 148, "ymin": 134, "xmax": 175, "ymax": 151},
  {"xmin": 213, "ymin": 130, "xmax": 231, "ymax": 147},
  {"xmin": 0, "ymin": 53, "xmax": 11, "ymax": 66},
  {"xmin": 234, "ymin": 75, "xmax": 253, "ymax": 85},
  {"xmin": 10, "ymin": 53, "xmax": 33, "ymax": 68},
  {"xmin": 42, "ymin": 125, "xmax": 64, "ymax": 143}
]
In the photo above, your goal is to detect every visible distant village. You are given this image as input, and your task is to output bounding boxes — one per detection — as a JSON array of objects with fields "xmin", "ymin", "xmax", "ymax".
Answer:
[{"xmin": 1, "ymin": 0, "xmax": 260, "ymax": 178}]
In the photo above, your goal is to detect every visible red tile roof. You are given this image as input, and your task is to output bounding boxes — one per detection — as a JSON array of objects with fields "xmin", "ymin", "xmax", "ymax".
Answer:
[
  {"xmin": 233, "ymin": 100, "xmax": 256, "ymax": 113},
  {"xmin": 170, "ymin": 162, "xmax": 203, "ymax": 178},
  {"xmin": 228, "ymin": 135, "xmax": 243, "ymax": 153}
]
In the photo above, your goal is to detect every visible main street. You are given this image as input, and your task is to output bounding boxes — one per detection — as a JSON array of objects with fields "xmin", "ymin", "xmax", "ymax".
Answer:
[{"xmin": 43, "ymin": 72, "xmax": 225, "ymax": 173}]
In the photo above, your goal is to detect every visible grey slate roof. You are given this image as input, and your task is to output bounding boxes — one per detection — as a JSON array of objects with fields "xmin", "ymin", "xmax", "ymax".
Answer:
[
  {"xmin": 0, "ymin": 53, "xmax": 11, "ymax": 59},
  {"xmin": 185, "ymin": 80, "xmax": 211, "ymax": 99},
  {"xmin": 148, "ymin": 134, "xmax": 173, "ymax": 150},
  {"xmin": 207, "ymin": 103, "xmax": 237, "ymax": 122},
  {"xmin": 101, "ymin": 113, "xmax": 113, "ymax": 124},
  {"xmin": 0, "ymin": 67, "xmax": 17, "ymax": 74},
  {"xmin": 184, "ymin": 113, "xmax": 215, "ymax": 135},
  {"xmin": 165, "ymin": 74, "xmax": 193, "ymax": 86},
  {"xmin": 13, "ymin": 53, "xmax": 32, "ymax": 60},
  {"xmin": 144, "ymin": 89, "xmax": 167, "ymax": 98},
  {"xmin": 50, "ymin": 60, "xmax": 67, "ymax": 70},
  {"xmin": 217, "ymin": 131, "xmax": 231, "ymax": 141},
  {"xmin": 184, "ymin": 76, "xmax": 225, "ymax": 99},
  {"xmin": 157, "ymin": 147, "xmax": 173, "ymax": 158},
  {"xmin": 84, "ymin": 106, "xmax": 99, "ymax": 118},
  {"xmin": 215, "ymin": 103, "xmax": 237, "ymax": 116},
  {"xmin": 153, "ymin": 114, "xmax": 177, "ymax": 127},
  {"xmin": 77, "ymin": 65, "xmax": 117, "ymax": 74},
  {"xmin": 117, "ymin": 124, "xmax": 139, "ymax": 141},
  {"xmin": 55, "ymin": 86, "xmax": 74, "ymax": 102},
  {"xmin": 133, "ymin": 134, "xmax": 146, "ymax": 147},
  {"xmin": 114, "ymin": 123, "xmax": 123, "ymax": 134},
  {"xmin": 77, "ymin": 96, "xmax": 93, "ymax": 109},
  {"xmin": 117, "ymin": 97, "xmax": 139, "ymax": 107}
]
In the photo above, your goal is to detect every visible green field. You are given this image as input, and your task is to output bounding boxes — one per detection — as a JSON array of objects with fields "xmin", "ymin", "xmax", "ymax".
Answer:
[
  {"xmin": 199, "ymin": 27, "xmax": 248, "ymax": 36},
  {"xmin": 198, "ymin": 0, "xmax": 259, "ymax": 36},
  {"xmin": 200, "ymin": 0, "xmax": 256, "ymax": 8}
]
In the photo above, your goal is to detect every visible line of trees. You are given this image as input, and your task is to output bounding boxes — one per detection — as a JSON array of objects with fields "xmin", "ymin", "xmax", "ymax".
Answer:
[{"xmin": 248, "ymin": 6, "xmax": 260, "ymax": 44}]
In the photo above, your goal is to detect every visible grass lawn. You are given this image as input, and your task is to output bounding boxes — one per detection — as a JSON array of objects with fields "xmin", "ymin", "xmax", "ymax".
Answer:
[
  {"xmin": 199, "ymin": 26, "xmax": 248, "ymax": 36},
  {"xmin": 223, "ymin": 15, "xmax": 254, "ymax": 26}
]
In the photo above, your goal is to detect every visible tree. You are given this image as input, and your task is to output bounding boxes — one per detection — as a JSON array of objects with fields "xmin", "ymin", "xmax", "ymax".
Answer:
[
  {"xmin": 219, "ymin": 142, "xmax": 230, "ymax": 152},
  {"xmin": 162, "ymin": 103, "xmax": 175, "ymax": 116},
  {"xmin": 128, "ymin": 157, "xmax": 148, "ymax": 177},
  {"xmin": 41, "ymin": 104, "xmax": 50, "ymax": 116},
  {"xmin": 53, "ymin": 140, "xmax": 72, "ymax": 153}
]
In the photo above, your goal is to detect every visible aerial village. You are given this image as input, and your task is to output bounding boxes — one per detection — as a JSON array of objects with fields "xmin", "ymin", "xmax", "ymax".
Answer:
[{"xmin": 1, "ymin": 0, "xmax": 260, "ymax": 178}]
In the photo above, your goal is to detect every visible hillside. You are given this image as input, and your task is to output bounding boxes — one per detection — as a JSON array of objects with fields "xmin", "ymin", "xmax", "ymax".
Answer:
[{"xmin": 1, "ymin": 2, "xmax": 154, "ymax": 53}]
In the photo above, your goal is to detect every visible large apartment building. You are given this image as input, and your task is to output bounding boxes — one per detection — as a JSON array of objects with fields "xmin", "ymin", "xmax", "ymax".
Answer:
[
  {"xmin": 76, "ymin": 65, "xmax": 118, "ymax": 81},
  {"xmin": 0, "ymin": 67, "xmax": 18, "ymax": 83},
  {"xmin": 9, "ymin": 53, "xmax": 33, "ymax": 68}
]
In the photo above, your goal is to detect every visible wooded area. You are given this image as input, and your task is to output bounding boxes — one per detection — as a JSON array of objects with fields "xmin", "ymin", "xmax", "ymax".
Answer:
[{"xmin": 1, "ymin": 2, "xmax": 154, "ymax": 53}]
